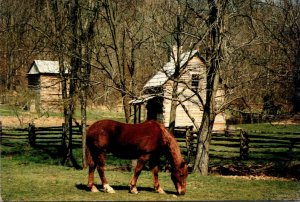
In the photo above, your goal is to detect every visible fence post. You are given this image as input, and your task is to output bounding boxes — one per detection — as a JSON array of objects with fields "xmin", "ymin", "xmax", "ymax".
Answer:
[
  {"xmin": 289, "ymin": 139, "xmax": 294, "ymax": 152},
  {"xmin": 0, "ymin": 121, "xmax": 2, "ymax": 137},
  {"xmin": 240, "ymin": 129, "xmax": 249, "ymax": 159},
  {"xmin": 62, "ymin": 123, "xmax": 66, "ymax": 147},
  {"xmin": 28, "ymin": 123, "xmax": 36, "ymax": 147},
  {"xmin": 185, "ymin": 126, "xmax": 193, "ymax": 162}
]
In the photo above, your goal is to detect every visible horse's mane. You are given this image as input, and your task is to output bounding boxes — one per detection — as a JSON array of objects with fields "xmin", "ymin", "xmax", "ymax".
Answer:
[{"xmin": 159, "ymin": 124, "xmax": 184, "ymax": 168}]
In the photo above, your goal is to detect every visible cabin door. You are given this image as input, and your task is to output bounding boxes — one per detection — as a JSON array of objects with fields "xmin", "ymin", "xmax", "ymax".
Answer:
[{"xmin": 146, "ymin": 97, "xmax": 164, "ymax": 123}]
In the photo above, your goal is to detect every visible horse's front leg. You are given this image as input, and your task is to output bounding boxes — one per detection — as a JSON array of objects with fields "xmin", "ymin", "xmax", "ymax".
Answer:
[
  {"xmin": 150, "ymin": 157, "xmax": 165, "ymax": 194},
  {"xmin": 129, "ymin": 154, "xmax": 149, "ymax": 194},
  {"xmin": 97, "ymin": 152, "xmax": 115, "ymax": 193}
]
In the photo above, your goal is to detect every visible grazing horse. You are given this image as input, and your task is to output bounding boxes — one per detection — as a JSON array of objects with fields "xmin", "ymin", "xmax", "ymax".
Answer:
[{"xmin": 85, "ymin": 119, "xmax": 188, "ymax": 195}]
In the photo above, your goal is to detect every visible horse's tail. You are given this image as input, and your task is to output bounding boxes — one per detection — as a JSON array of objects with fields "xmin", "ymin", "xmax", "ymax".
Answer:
[
  {"xmin": 85, "ymin": 145, "xmax": 92, "ymax": 167},
  {"xmin": 85, "ymin": 134, "xmax": 95, "ymax": 168}
]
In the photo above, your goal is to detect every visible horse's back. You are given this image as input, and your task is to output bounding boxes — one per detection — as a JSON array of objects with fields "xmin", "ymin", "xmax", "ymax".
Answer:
[
  {"xmin": 86, "ymin": 120, "xmax": 118, "ymax": 148},
  {"xmin": 116, "ymin": 120, "xmax": 163, "ymax": 147},
  {"xmin": 86, "ymin": 120, "xmax": 164, "ymax": 159}
]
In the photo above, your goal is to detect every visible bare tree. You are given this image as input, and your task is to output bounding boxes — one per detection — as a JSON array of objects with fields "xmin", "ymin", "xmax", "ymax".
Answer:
[
  {"xmin": 146, "ymin": 0, "xmax": 205, "ymax": 131},
  {"xmin": 38, "ymin": 0, "xmax": 99, "ymax": 168},
  {"xmin": 1, "ymin": 0, "xmax": 298, "ymax": 173},
  {"xmin": 189, "ymin": 0, "xmax": 226, "ymax": 175},
  {"xmin": 77, "ymin": 0, "xmax": 100, "ymax": 168},
  {"xmin": 0, "ymin": 0, "xmax": 40, "ymax": 92},
  {"xmin": 256, "ymin": 0, "xmax": 300, "ymax": 112},
  {"xmin": 57, "ymin": 0, "xmax": 100, "ymax": 168},
  {"xmin": 93, "ymin": 0, "xmax": 151, "ymax": 123}
]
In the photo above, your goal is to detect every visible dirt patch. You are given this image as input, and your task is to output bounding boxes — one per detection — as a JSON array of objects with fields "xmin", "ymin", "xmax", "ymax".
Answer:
[
  {"xmin": 220, "ymin": 175, "xmax": 293, "ymax": 181},
  {"xmin": 269, "ymin": 114, "xmax": 300, "ymax": 125},
  {"xmin": 210, "ymin": 162, "xmax": 300, "ymax": 181},
  {"xmin": 0, "ymin": 115, "xmax": 64, "ymax": 128},
  {"xmin": 0, "ymin": 115, "xmax": 97, "ymax": 128}
]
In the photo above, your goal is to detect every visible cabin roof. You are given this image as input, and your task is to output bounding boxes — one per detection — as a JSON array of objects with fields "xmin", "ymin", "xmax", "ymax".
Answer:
[
  {"xmin": 128, "ymin": 94, "xmax": 157, "ymax": 104},
  {"xmin": 28, "ymin": 60, "xmax": 69, "ymax": 75},
  {"xmin": 143, "ymin": 50, "xmax": 200, "ymax": 89}
]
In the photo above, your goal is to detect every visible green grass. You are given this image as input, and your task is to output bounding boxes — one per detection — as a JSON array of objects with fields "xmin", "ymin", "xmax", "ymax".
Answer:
[
  {"xmin": 74, "ymin": 108, "xmax": 125, "ymax": 123},
  {"xmin": 0, "ymin": 104, "xmax": 60, "ymax": 117},
  {"xmin": 1, "ymin": 108, "xmax": 300, "ymax": 200},
  {"xmin": 0, "ymin": 106, "xmax": 16, "ymax": 116},
  {"xmin": 235, "ymin": 123, "xmax": 300, "ymax": 133},
  {"xmin": 1, "ymin": 157, "xmax": 299, "ymax": 201},
  {"xmin": 1, "ymin": 140, "xmax": 300, "ymax": 201}
]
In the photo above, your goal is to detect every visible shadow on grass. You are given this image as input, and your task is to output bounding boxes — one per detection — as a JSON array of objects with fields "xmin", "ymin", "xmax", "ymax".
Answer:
[{"xmin": 75, "ymin": 183, "xmax": 177, "ymax": 195}]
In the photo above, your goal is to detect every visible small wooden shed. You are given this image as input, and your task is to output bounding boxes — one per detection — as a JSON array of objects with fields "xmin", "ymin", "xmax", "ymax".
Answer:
[
  {"xmin": 130, "ymin": 50, "xmax": 226, "ymax": 131},
  {"xmin": 27, "ymin": 60, "xmax": 68, "ymax": 112}
]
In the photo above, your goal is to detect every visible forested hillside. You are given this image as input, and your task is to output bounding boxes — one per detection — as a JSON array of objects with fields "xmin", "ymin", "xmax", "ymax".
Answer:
[{"xmin": 0, "ymin": 0, "xmax": 299, "ymax": 113}]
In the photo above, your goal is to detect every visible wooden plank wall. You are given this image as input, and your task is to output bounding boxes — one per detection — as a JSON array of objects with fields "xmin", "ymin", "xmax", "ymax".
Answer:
[
  {"xmin": 39, "ymin": 75, "xmax": 64, "ymax": 111},
  {"xmin": 162, "ymin": 56, "xmax": 226, "ymax": 129}
]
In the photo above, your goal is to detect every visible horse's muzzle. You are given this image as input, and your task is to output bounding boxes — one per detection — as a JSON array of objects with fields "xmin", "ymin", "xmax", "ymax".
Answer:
[
  {"xmin": 178, "ymin": 191, "xmax": 186, "ymax": 195},
  {"xmin": 177, "ymin": 187, "xmax": 186, "ymax": 195}
]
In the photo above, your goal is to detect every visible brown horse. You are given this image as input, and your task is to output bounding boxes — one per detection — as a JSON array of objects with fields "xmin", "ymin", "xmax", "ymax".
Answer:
[{"xmin": 85, "ymin": 119, "xmax": 188, "ymax": 195}]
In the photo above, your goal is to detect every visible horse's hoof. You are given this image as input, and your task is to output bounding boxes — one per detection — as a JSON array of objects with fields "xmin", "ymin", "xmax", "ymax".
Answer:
[
  {"xmin": 91, "ymin": 185, "xmax": 100, "ymax": 192},
  {"xmin": 103, "ymin": 184, "xmax": 115, "ymax": 194},
  {"xmin": 129, "ymin": 187, "xmax": 139, "ymax": 194},
  {"xmin": 106, "ymin": 189, "xmax": 116, "ymax": 194},
  {"xmin": 156, "ymin": 187, "xmax": 166, "ymax": 194}
]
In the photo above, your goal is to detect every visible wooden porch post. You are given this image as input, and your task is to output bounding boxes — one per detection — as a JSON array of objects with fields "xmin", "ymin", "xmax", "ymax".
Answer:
[
  {"xmin": 133, "ymin": 104, "xmax": 137, "ymax": 124},
  {"xmin": 240, "ymin": 129, "xmax": 249, "ymax": 159},
  {"xmin": 138, "ymin": 104, "xmax": 141, "ymax": 123}
]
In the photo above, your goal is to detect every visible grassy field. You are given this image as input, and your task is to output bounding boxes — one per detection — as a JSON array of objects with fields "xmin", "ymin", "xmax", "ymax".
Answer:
[
  {"xmin": 1, "ymin": 107, "xmax": 300, "ymax": 200},
  {"xmin": 1, "ymin": 140, "xmax": 300, "ymax": 201},
  {"xmin": 2, "ymin": 155, "xmax": 300, "ymax": 201},
  {"xmin": 235, "ymin": 123, "xmax": 300, "ymax": 133}
]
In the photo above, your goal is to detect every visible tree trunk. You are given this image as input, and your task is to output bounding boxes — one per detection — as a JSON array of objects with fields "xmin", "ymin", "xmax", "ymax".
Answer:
[
  {"xmin": 62, "ymin": 68, "xmax": 80, "ymax": 168},
  {"xmin": 193, "ymin": 0, "xmax": 224, "ymax": 175},
  {"xmin": 169, "ymin": 81, "xmax": 179, "ymax": 132},
  {"xmin": 293, "ymin": 37, "xmax": 300, "ymax": 112},
  {"xmin": 122, "ymin": 93, "xmax": 132, "ymax": 123},
  {"xmin": 193, "ymin": 56, "xmax": 220, "ymax": 174},
  {"xmin": 50, "ymin": 0, "xmax": 70, "ymax": 165},
  {"xmin": 61, "ymin": 0, "xmax": 81, "ymax": 169},
  {"xmin": 193, "ymin": 63, "xmax": 220, "ymax": 174},
  {"xmin": 6, "ymin": 51, "xmax": 14, "ymax": 90},
  {"xmin": 81, "ymin": 50, "xmax": 92, "ymax": 168},
  {"xmin": 193, "ymin": 102, "xmax": 216, "ymax": 174},
  {"xmin": 80, "ymin": 87, "xmax": 87, "ymax": 168}
]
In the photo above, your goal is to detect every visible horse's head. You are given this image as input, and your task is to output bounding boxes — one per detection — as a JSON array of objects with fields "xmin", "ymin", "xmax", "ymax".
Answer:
[{"xmin": 171, "ymin": 161, "xmax": 188, "ymax": 195}]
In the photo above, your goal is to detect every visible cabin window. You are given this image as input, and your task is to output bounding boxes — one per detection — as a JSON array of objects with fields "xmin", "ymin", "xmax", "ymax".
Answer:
[{"xmin": 191, "ymin": 74, "xmax": 200, "ymax": 91}]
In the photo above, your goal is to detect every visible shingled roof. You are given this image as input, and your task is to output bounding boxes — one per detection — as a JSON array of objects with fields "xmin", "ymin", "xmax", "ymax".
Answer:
[
  {"xmin": 143, "ymin": 50, "xmax": 200, "ymax": 89},
  {"xmin": 28, "ymin": 60, "xmax": 69, "ymax": 74}
]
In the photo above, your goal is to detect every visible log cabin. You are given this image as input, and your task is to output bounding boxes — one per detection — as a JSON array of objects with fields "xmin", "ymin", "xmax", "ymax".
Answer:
[
  {"xmin": 130, "ymin": 49, "xmax": 226, "ymax": 131},
  {"xmin": 27, "ymin": 60, "xmax": 68, "ymax": 112}
]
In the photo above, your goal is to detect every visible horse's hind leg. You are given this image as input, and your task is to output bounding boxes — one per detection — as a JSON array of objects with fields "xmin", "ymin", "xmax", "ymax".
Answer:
[
  {"xmin": 88, "ymin": 165, "xmax": 100, "ymax": 192},
  {"xmin": 97, "ymin": 151, "xmax": 115, "ymax": 193}
]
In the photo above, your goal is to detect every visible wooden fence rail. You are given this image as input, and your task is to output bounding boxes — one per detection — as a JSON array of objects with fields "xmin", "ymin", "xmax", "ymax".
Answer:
[
  {"xmin": 1, "ymin": 122, "xmax": 82, "ymax": 147},
  {"xmin": 30, "ymin": 123, "xmax": 82, "ymax": 147},
  {"xmin": 174, "ymin": 128, "xmax": 300, "ymax": 162},
  {"xmin": 1, "ymin": 122, "xmax": 299, "ymax": 162}
]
